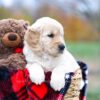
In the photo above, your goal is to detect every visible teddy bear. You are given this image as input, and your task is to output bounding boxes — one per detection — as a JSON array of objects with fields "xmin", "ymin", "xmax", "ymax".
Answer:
[
  {"xmin": 0, "ymin": 18, "xmax": 29, "ymax": 71},
  {"xmin": 0, "ymin": 18, "xmax": 29, "ymax": 99}
]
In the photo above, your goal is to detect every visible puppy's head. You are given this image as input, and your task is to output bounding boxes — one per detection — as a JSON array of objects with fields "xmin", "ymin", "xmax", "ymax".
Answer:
[{"xmin": 25, "ymin": 17, "xmax": 66, "ymax": 57}]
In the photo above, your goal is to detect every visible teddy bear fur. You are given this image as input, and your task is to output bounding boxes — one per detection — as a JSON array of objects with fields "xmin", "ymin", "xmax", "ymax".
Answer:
[{"xmin": 0, "ymin": 18, "xmax": 29, "ymax": 71}]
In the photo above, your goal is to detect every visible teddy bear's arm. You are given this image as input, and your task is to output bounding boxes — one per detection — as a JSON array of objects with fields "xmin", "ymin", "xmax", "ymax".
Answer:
[
  {"xmin": 0, "ymin": 54, "xmax": 26, "ymax": 71},
  {"xmin": 7, "ymin": 53, "xmax": 26, "ymax": 70},
  {"xmin": 0, "ymin": 59, "xmax": 9, "ymax": 68}
]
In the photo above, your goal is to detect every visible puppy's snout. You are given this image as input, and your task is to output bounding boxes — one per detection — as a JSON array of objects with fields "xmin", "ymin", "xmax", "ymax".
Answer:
[
  {"xmin": 58, "ymin": 44, "xmax": 65, "ymax": 51},
  {"xmin": 8, "ymin": 34, "xmax": 17, "ymax": 41}
]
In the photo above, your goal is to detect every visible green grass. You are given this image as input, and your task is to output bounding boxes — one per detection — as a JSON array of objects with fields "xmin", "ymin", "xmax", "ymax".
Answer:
[
  {"xmin": 87, "ymin": 89, "xmax": 100, "ymax": 100},
  {"xmin": 66, "ymin": 42, "xmax": 100, "ymax": 58}
]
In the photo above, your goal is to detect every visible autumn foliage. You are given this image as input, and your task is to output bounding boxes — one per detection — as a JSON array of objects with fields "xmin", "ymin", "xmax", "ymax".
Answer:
[{"xmin": 0, "ymin": 4, "xmax": 99, "ymax": 42}]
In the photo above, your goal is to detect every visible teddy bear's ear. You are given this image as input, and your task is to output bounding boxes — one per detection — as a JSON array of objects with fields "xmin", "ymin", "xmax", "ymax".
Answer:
[{"xmin": 23, "ymin": 21, "xmax": 30, "ymax": 30}]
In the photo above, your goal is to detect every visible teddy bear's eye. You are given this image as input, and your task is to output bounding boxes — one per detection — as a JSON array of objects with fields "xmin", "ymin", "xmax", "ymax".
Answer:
[{"xmin": 48, "ymin": 33, "xmax": 54, "ymax": 38}]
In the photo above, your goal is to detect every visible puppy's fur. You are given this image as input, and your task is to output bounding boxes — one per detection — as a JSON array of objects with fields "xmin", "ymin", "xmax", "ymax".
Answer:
[{"xmin": 23, "ymin": 17, "xmax": 80, "ymax": 91}]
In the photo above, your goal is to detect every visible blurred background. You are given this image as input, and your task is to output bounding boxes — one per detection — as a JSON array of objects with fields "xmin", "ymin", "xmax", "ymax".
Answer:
[{"xmin": 0, "ymin": 0, "xmax": 100, "ymax": 99}]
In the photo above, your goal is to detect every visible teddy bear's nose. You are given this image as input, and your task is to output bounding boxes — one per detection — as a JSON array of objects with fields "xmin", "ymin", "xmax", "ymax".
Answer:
[{"xmin": 8, "ymin": 34, "xmax": 17, "ymax": 41}]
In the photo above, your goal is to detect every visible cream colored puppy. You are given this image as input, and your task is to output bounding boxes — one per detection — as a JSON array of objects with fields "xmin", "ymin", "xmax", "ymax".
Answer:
[{"xmin": 23, "ymin": 17, "xmax": 80, "ymax": 91}]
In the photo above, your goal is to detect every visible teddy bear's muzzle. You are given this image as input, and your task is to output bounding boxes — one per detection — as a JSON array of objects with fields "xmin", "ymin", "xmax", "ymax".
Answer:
[{"xmin": 2, "ymin": 32, "xmax": 21, "ymax": 47}]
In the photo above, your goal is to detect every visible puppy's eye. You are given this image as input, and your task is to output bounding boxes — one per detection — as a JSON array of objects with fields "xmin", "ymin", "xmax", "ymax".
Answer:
[{"xmin": 48, "ymin": 33, "xmax": 54, "ymax": 38}]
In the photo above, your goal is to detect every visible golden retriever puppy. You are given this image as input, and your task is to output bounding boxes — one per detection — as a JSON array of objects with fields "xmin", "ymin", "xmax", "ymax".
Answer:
[{"xmin": 23, "ymin": 17, "xmax": 80, "ymax": 91}]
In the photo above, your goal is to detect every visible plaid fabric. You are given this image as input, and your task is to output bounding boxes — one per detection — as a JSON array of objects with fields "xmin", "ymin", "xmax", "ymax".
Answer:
[
  {"xmin": 0, "ymin": 69, "xmax": 48, "ymax": 100},
  {"xmin": 0, "ymin": 61, "xmax": 88, "ymax": 100},
  {"xmin": 0, "ymin": 67, "xmax": 18, "ymax": 100},
  {"xmin": 0, "ymin": 68, "xmax": 66, "ymax": 100}
]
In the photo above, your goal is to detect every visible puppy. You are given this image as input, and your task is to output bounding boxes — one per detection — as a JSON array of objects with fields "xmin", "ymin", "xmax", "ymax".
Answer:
[{"xmin": 23, "ymin": 17, "xmax": 80, "ymax": 91}]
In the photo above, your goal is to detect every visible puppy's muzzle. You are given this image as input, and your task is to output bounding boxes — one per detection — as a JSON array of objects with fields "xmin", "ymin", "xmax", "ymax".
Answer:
[{"xmin": 58, "ymin": 44, "xmax": 65, "ymax": 53}]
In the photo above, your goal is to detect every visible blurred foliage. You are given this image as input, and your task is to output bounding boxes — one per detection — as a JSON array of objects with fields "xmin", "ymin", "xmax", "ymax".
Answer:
[
  {"xmin": 0, "ymin": 7, "xmax": 12, "ymax": 18},
  {"xmin": 0, "ymin": 7, "xmax": 33, "ymax": 23},
  {"xmin": 0, "ymin": 3, "xmax": 100, "ymax": 42},
  {"xmin": 34, "ymin": 4, "xmax": 100, "ymax": 41}
]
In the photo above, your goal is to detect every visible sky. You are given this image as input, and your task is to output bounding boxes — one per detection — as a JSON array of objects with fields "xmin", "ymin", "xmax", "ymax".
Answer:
[
  {"xmin": 0, "ymin": 0, "xmax": 99, "ymax": 13},
  {"xmin": 87, "ymin": 0, "xmax": 100, "ymax": 12},
  {"xmin": 2, "ymin": 0, "xmax": 13, "ymax": 7}
]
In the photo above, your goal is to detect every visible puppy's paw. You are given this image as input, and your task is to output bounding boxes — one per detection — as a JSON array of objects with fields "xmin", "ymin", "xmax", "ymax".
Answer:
[
  {"xmin": 30, "ymin": 70, "xmax": 45, "ymax": 85},
  {"xmin": 50, "ymin": 70, "xmax": 65, "ymax": 91},
  {"xmin": 27, "ymin": 63, "xmax": 45, "ymax": 85}
]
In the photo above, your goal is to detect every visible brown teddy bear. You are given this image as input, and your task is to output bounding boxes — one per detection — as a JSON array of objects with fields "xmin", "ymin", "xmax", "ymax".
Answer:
[{"xmin": 0, "ymin": 18, "xmax": 29, "ymax": 71}]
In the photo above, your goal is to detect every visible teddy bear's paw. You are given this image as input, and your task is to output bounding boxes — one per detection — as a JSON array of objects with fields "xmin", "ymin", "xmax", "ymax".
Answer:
[
  {"xmin": 50, "ymin": 71, "xmax": 65, "ymax": 91},
  {"xmin": 27, "ymin": 63, "xmax": 45, "ymax": 85}
]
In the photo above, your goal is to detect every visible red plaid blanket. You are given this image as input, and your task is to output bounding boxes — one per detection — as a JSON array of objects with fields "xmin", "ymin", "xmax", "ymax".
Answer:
[
  {"xmin": 0, "ymin": 68, "xmax": 63, "ymax": 100},
  {"xmin": 0, "ymin": 69, "xmax": 49, "ymax": 100}
]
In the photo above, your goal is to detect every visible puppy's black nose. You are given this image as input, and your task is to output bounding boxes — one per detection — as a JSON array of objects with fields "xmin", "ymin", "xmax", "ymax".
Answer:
[
  {"xmin": 8, "ymin": 34, "xmax": 17, "ymax": 41},
  {"xmin": 58, "ymin": 44, "xmax": 65, "ymax": 51}
]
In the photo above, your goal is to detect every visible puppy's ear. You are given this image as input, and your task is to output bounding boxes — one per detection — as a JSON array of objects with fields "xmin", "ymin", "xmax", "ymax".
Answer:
[{"xmin": 25, "ymin": 27, "xmax": 40, "ymax": 48}]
